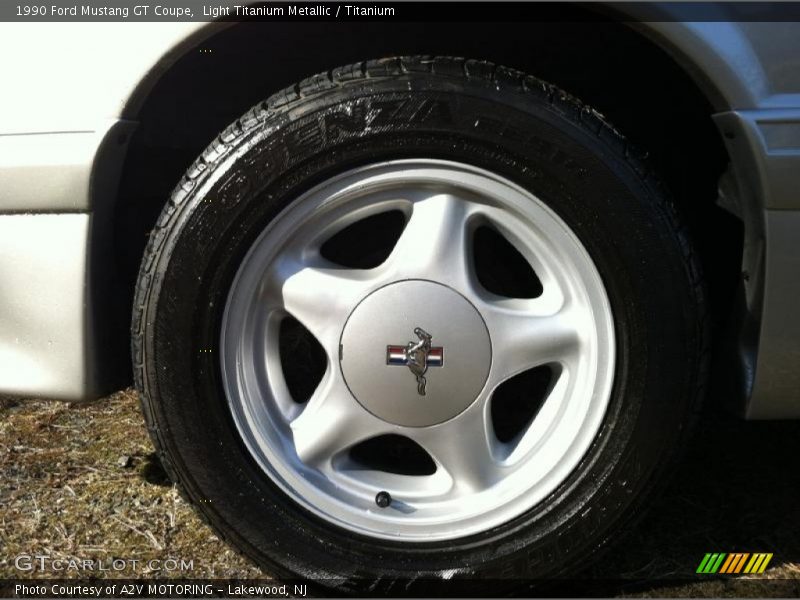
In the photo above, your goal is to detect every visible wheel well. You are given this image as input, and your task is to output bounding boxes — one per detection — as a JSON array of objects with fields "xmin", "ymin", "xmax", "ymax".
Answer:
[{"xmin": 112, "ymin": 18, "xmax": 741, "ymax": 382}]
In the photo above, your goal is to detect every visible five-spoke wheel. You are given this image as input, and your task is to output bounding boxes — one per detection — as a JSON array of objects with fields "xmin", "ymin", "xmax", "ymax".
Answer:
[{"xmin": 221, "ymin": 160, "xmax": 615, "ymax": 540}]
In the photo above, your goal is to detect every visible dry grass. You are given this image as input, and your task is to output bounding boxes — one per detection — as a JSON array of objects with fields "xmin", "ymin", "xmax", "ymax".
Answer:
[
  {"xmin": 0, "ymin": 390, "xmax": 262, "ymax": 579},
  {"xmin": 1, "ymin": 389, "xmax": 799, "ymax": 597}
]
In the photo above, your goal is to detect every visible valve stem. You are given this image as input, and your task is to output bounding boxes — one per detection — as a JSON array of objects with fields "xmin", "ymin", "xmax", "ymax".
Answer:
[{"xmin": 375, "ymin": 491, "xmax": 392, "ymax": 508}]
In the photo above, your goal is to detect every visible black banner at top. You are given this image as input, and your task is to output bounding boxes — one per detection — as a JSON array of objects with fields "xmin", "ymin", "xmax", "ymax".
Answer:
[{"xmin": 5, "ymin": 2, "xmax": 800, "ymax": 23}]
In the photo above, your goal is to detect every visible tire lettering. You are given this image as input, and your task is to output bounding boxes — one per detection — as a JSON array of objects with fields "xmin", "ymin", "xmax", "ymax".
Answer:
[
  {"xmin": 285, "ymin": 120, "xmax": 322, "ymax": 157},
  {"xmin": 324, "ymin": 104, "xmax": 369, "ymax": 139}
]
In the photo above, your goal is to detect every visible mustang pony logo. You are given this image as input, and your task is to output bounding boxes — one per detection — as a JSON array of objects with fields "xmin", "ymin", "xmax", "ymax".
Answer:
[{"xmin": 386, "ymin": 327, "xmax": 444, "ymax": 396}]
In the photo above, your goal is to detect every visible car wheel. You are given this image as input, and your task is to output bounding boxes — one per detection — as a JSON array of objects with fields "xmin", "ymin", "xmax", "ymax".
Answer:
[{"xmin": 133, "ymin": 56, "xmax": 707, "ymax": 591}]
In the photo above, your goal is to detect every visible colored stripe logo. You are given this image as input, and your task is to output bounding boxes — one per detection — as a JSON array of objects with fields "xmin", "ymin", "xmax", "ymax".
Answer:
[
  {"xmin": 386, "ymin": 345, "xmax": 444, "ymax": 367},
  {"xmin": 696, "ymin": 553, "xmax": 773, "ymax": 574}
]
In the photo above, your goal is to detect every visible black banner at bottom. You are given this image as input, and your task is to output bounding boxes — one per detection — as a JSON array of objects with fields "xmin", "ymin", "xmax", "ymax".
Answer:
[{"xmin": 3, "ymin": 577, "xmax": 800, "ymax": 598}]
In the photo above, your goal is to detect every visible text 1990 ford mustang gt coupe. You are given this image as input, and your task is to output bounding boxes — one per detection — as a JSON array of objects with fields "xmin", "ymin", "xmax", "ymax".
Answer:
[{"xmin": 1, "ymin": 6, "xmax": 799, "ymax": 589}]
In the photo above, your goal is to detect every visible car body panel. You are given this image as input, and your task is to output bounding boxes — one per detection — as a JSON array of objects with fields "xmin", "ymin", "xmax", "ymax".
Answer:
[
  {"xmin": 0, "ymin": 15, "xmax": 798, "ymax": 416},
  {"xmin": 0, "ymin": 22, "xmax": 210, "ymax": 133},
  {"xmin": 0, "ymin": 214, "xmax": 94, "ymax": 399},
  {"xmin": 0, "ymin": 125, "xmax": 114, "ymax": 213},
  {"xmin": 751, "ymin": 210, "xmax": 800, "ymax": 418}
]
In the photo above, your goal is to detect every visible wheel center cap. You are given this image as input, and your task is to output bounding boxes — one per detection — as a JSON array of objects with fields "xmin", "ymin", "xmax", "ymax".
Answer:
[{"xmin": 340, "ymin": 280, "xmax": 492, "ymax": 427}]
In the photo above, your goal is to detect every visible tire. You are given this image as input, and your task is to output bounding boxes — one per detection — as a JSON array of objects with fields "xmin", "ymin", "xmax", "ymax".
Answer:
[{"xmin": 133, "ymin": 56, "xmax": 707, "ymax": 592}]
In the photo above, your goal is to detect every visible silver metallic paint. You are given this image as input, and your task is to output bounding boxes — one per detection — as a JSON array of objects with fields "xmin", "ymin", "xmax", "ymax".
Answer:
[{"xmin": 0, "ymin": 214, "xmax": 94, "ymax": 399}]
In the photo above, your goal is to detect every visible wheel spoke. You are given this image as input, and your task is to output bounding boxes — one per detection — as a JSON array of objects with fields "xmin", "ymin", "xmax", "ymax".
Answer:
[
  {"xmin": 275, "ymin": 259, "xmax": 377, "ymax": 352},
  {"xmin": 480, "ymin": 298, "xmax": 583, "ymax": 387},
  {"xmin": 387, "ymin": 193, "xmax": 473, "ymax": 287},
  {"xmin": 289, "ymin": 369, "xmax": 389, "ymax": 469},
  {"xmin": 414, "ymin": 404, "xmax": 503, "ymax": 493}
]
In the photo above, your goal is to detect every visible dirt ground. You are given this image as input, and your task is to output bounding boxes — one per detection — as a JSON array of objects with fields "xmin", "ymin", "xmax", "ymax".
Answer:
[{"xmin": 1, "ymin": 389, "xmax": 799, "ymax": 597}]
